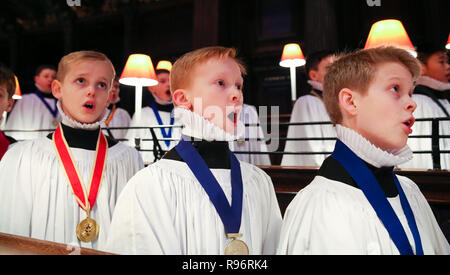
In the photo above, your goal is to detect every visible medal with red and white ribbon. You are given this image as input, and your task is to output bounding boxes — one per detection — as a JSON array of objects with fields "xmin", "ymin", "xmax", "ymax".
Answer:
[{"xmin": 53, "ymin": 124, "xmax": 108, "ymax": 243}]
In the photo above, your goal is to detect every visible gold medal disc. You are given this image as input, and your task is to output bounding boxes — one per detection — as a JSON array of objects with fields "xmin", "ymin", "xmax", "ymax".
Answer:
[
  {"xmin": 224, "ymin": 239, "xmax": 249, "ymax": 255},
  {"xmin": 76, "ymin": 217, "xmax": 99, "ymax": 243},
  {"xmin": 52, "ymin": 120, "xmax": 58, "ymax": 127}
]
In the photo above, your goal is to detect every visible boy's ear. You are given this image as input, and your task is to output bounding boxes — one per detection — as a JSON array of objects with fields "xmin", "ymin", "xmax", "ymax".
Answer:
[
  {"xmin": 51, "ymin": 80, "xmax": 62, "ymax": 99},
  {"xmin": 5, "ymin": 97, "xmax": 14, "ymax": 113},
  {"xmin": 338, "ymin": 88, "xmax": 358, "ymax": 117},
  {"xmin": 420, "ymin": 63, "xmax": 427, "ymax": 76},
  {"xmin": 308, "ymin": 70, "xmax": 318, "ymax": 82},
  {"xmin": 172, "ymin": 89, "xmax": 191, "ymax": 109},
  {"xmin": 147, "ymin": 86, "xmax": 155, "ymax": 94}
]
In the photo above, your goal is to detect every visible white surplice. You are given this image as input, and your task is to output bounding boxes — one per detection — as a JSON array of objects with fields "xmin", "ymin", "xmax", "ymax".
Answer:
[
  {"xmin": 106, "ymin": 108, "xmax": 282, "ymax": 255},
  {"xmin": 230, "ymin": 104, "xmax": 271, "ymax": 166},
  {"xmin": 277, "ymin": 125, "xmax": 450, "ymax": 255},
  {"xmin": 281, "ymin": 87, "xmax": 336, "ymax": 167},
  {"xmin": 399, "ymin": 76, "xmax": 450, "ymax": 170},
  {"xmin": 101, "ymin": 106, "xmax": 131, "ymax": 141},
  {"xmin": 124, "ymin": 106, "xmax": 181, "ymax": 164},
  {"xmin": 4, "ymin": 93, "xmax": 61, "ymax": 140}
]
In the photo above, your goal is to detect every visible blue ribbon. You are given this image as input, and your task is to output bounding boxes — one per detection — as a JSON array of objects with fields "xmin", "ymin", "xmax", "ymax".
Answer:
[
  {"xmin": 34, "ymin": 91, "xmax": 58, "ymax": 118},
  {"xmin": 175, "ymin": 137, "xmax": 243, "ymax": 234},
  {"xmin": 310, "ymin": 88, "xmax": 323, "ymax": 98},
  {"xmin": 150, "ymin": 102, "xmax": 174, "ymax": 147},
  {"xmin": 332, "ymin": 140, "xmax": 423, "ymax": 255}
]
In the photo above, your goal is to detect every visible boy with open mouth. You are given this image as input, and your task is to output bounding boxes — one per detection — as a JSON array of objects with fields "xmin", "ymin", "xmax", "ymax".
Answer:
[
  {"xmin": 106, "ymin": 46, "xmax": 282, "ymax": 255},
  {"xmin": 0, "ymin": 51, "xmax": 143, "ymax": 250}
]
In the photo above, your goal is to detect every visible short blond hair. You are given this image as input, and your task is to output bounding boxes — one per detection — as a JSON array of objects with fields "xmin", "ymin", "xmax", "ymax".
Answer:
[
  {"xmin": 56, "ymin": 50, "xmax": 116, "ymax": 83},
  {"xmin": 170, "ymin": 46, "xmax": 246, "ymax": 93},
  {"xmin": 323, "ymin": 46, "xmax": 421, "ymax": 125}
]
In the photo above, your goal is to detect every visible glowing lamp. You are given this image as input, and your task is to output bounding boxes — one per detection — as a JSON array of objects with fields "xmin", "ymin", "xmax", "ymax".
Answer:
[
  {"xmin": 279, "ymin": 43, "xmax": 306, "ymax": 102},
  {"xmin": 12, "ymin": 75, "xmax": 22, "ymax": 99},
  {"xmin": 446, "ymin": 33, "xmax": 450, "ymax": 50},
  {"xmin": 156, "ymin": 60, "xmax": 172, "ymax": 72},
  {"xmin": 119, "ymin": 54, "xmax": 158, "ymax": 122},
  {"xmin": 364, "ymin": 19, "xmax": 416, "ymax": 57}
]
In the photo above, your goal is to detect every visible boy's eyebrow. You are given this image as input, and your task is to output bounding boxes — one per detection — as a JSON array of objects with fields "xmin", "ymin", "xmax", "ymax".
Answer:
[{"xmin": 72, "ymin": 72, "xmax": 109, "ymax": 81}]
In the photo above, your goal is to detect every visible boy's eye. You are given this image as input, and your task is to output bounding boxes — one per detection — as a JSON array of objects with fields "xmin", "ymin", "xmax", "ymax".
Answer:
[
  {"xmin": 98, "ymin": 82, "xmax": 107, "ymax": 89},
  {"xmin": 390, "ymin": 85, "xmax": 399, "ymax": 93},
  {"xmin": 217, "ymin": 80, "xmax": 225, "ymax": 87},
  {"xmin": 76, "ymin": 78, "xmax": 85, "ymax": 84},
  {"xmin": 236, "ymin": 84, "xmax": 242, "ymax": 90}
]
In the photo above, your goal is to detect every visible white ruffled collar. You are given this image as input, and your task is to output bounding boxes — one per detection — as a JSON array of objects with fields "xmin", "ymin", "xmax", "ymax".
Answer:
[
  {"xmin": 153, "ymin": 94, "xmax": 173, "ymax": 106},
  {"xmin": 335, "ymin": 124, "xmax": 413, "ymax": 168},
  {"xmin": 307, "ymin": 80, "xmax": 324, "ymax": 91},
  {"xmin": 416, "ymin": 76, "xmax": 450, "ymax": 91},
  {"xmin": 174, "ymin": 107, "xmax": 244, "ymax": 141},
  {"xmin": 57, "ymin": 101, "xmax": 108, "ymax": 130}
]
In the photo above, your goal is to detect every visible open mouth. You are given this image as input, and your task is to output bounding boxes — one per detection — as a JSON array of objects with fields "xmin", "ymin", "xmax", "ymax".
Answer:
[
  {"xmin": 83, "ymin": 102, "xmax": 95, "ymax": 111},
  {"xmin": 165, "ymin": 90, "xmax": 171, "ymax": 96},
  {"xmin": 402, "ymin": 117, "xmax": 415, "ymax": 134}
]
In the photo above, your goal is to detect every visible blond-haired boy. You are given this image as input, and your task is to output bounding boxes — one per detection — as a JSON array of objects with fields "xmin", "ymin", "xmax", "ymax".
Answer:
[
  {"xmin": 106, "ymin": 46, "xmax": 281, "ymax": 255},
  {"xmin": 278, "ymin": 46, "xmax": 449, "ymax": 255},
  {"xmin": 0, "ymin": 51, "xmax": 144, "ymax": 250}
]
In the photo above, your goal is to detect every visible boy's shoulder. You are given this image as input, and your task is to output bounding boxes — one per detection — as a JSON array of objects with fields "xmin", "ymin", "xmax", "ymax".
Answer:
[
  {"xmin": 0, "ymin": 137, "xmax": 51, "ymax": 164},
  {"xmin": 317, "ymin": 156, "xmax": 356, "ymax": 187}
]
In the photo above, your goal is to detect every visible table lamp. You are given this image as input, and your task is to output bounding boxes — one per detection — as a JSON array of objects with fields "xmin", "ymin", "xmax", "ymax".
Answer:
[
  {"xmin": 280, "ymin": 43, "xmax": 306, "ymax": 103},
  {"xmin": 364, "ymin": 19, "xmax": 416, "ymax": 57},
  {"xmin": 119, "ymin": 54, "xmax": 158, "ymax": 122}
]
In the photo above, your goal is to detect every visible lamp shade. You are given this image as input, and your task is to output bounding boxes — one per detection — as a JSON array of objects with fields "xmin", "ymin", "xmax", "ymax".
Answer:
[
  {"xmin": 12, "ymin": 75, "xmax": 22, "ymax": 99},
  {"xmin": 156, "ymin": 60, "xmax": 172, "ymax": 72},
  {"xmin": 119, "ymin": 54, "xmax": 158, "ymax": 87},
  {"xmin": 364, "ymin": 19, "xmax": 415, "ymax": 55},
  {"xmin": 446, "ymin": 33, "xmax": 450, "ymax": 50},
  {"xmin": 279, "ymin": 43, "xmax": 306, "ymax": 67}
]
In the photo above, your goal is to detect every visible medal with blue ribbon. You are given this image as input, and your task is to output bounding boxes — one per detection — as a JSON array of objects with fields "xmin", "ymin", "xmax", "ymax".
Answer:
[
  {"xmin": 34, "ymin": 91, "xmax": 59, "ymax": 126},
  {"xmin": 150, "ymin": 102, "xmax": 174, "ymax": 147},
  {"xmin": 175, "ymin": 137, "xmax": 249, "ymax": 254},
  {"xmin": 332, "ymin": 140, "xmax": 423, "ymax": 255}
]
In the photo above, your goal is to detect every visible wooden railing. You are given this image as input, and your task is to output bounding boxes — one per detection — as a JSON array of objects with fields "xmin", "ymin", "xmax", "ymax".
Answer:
[
  {"xmin": 261, "ymin": 165, "xmax": 450, "ymax": 213},
  {"xmin": 0, "ymin": 232, "xmax": 112, "ymax": 255}
]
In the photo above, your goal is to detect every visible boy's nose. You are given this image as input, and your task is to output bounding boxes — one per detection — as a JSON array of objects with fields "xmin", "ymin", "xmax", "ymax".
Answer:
[
  {"xmin": 87, "ymin": 86, "xmax": 95, "ymax": 96},
  {"xmin": 228, "ymin": 88, "xmax": 243, "ymax": 104},
  {"xmin": 406, "ymin": 96, "xmax": 417, "ymax": 113}
]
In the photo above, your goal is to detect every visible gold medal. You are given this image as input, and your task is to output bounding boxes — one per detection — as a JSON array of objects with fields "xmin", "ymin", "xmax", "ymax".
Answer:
[
  {"xmin": 224, "ymin": 233, "xmax": 249, "ymax": 255},
  {"xmin": 53, "ymin": 125, "xmax": 108, "ymax": 244},
  {"xmin": 76, "ymin": 216, "xmax": 99, "ymax": 243},
  {"xmin": 52, "ymin": 119, "xmax": 58, "ymax": 126}
]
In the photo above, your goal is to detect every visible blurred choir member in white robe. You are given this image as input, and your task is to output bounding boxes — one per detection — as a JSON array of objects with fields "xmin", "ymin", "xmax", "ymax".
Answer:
[
  {"xmin": 282, "ymin": 51, "xmax": 336, "ymax": 167},
  {"xmin": 4, "ymin": 65, "xmax": 59, "ymax": 140},
  {"xmin": 101, "ymin": 78, "xmax": 131, "ymax": 140},
  {"xmin": 230, "ymin": 103, "xmax": 271, "ymax": 166},
  {"xmin": 124, "ymin": 69, "xmax": 181, "ymax": 164},
  {"xmin": 399, "ymin": 44, "xmax": 450, "ymax": 170}
]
